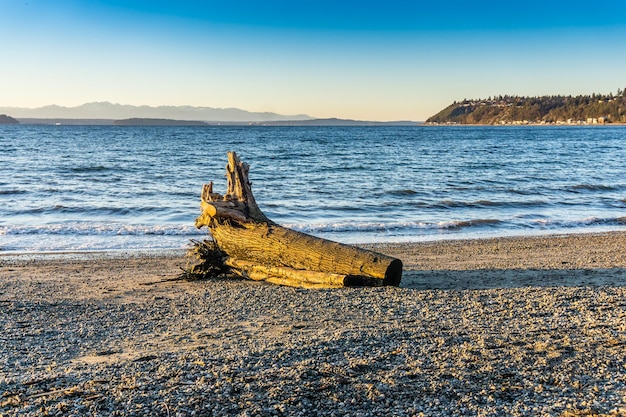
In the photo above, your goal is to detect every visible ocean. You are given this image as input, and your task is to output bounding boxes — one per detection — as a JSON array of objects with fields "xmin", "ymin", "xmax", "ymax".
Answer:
[{"xmin": 1, "ymin": 125, "xmax": 625, "ymax": 252}]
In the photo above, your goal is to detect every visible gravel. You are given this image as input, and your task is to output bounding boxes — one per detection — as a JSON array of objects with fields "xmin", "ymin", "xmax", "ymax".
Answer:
[{"xmin": 2, "ymin": 269, "xmax": 625, "ymax": 417}]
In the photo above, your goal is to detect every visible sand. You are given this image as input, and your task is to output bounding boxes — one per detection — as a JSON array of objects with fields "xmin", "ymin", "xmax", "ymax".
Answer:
[{"xmin": 1, "ymin": 232, "xmax": 625, "ymax": 416}]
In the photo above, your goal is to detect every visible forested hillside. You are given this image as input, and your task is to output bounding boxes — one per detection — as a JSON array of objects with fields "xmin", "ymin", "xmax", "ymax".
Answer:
[{"xmin": 427, "ymin": 89, "xmax": 626, "ymax": 125}]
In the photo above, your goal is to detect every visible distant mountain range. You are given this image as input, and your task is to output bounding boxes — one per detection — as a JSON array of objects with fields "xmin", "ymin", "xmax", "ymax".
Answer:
[
  {"xmin": 0, "ymin": 102, "xmax": 421, "ymax": 126},
  {"xmin": 0, "ymin": 102, "xmax": 312, "ymax": 123}
]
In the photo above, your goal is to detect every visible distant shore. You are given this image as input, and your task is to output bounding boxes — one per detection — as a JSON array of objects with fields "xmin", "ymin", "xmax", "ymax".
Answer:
[
  {"xmin": 9, "ymin": 118, "xmax": 626, "ymax": 126},
  {"xmin": 10, "ymin": 118, "xmax": 422, "ymax": 126},
  {"xmin": 424, "ymin": 122, "xmax": 626, "ymax": 127}
]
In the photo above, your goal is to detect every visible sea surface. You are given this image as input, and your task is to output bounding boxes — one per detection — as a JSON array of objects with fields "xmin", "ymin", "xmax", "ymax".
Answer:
[{"xmin": 1, "ymin": 125, "xmax": 625, "ymax": 252}]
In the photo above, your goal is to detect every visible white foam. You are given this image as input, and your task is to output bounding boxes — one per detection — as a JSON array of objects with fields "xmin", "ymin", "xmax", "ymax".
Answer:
[
  {"xmin": 0, "ymin": 223, "xmax": 206, "ymax": 252},
  {"xmin": 0, "ymin": 223, "xmax": 201, "ymax": 236}
]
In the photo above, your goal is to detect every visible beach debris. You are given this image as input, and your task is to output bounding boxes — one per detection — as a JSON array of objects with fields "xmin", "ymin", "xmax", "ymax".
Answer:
[{"xmin": 190, "ymin": 151, "xmax": 402, "ymax": 288}]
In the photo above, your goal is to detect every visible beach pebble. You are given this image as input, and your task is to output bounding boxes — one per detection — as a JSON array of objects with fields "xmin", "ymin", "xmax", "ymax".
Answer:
[
  {"xmin": 1, "ymin": 276, "xmax": 625, "ymax": 416},
  {"xmin": 2, "ymin": 234, "xmax": 626, "ymax": 416}
]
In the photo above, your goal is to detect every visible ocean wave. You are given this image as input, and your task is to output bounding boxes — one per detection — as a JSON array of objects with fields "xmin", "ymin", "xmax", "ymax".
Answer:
[
  {"xmin": 437, "ymin": 219, "xmax": 502, "ymax": 229},
  {"xmin": 531, "ymin": 216, "xmax": 625, "ymax": 228},
  {"xmin": 385, "ymin": 189, "xmax": 419, "ymax": 196},
  {"xmin": 566, "ymin": 184, "xmax": 618, "ymax": 192},
  {"xmin": 426, "ymin": 199, "xmax": 547, "ymax": 209},
  {"xmin": 505, "ymin": 188, "xmax": 542, "ymax": 196},
  {"xmin": 66, "ymin": 165, "xmax": 113, "ymax": 173},
  {"xmin": 11, "ymin": 205, "xmax": 169, "ymax": 216},
  {"xmin": 0, "ymin": 189, "xmax": 28, "ymax": 195},
  {"xmin": 284, "ymin": 215, "xmax": 626, "ymax": 235},
  {"xmin": 283, "ymin": 218, "xmax": 503, "ymax": 234},
  {"xmin": 0, "ymin": 223, "xmax": 203, "ymax": 237}
]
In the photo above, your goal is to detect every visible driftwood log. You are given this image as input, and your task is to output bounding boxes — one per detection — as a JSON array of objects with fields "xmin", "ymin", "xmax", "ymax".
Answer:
[{"xmin": 193, "ymin": 152, "xmax": 402, "ymax": 288}]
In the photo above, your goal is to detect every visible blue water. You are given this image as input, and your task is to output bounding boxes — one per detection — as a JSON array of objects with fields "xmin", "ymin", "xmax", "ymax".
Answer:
[{"xmin": 1, "ymin": 125, "xmax": 625, "ymax": 252}]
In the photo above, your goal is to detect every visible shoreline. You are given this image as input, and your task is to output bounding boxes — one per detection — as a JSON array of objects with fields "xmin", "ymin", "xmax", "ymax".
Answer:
[
  {"xmin": 3, "ymin": 231, "xmax": 626, "ymax": 290},
  {"xmin": 3, "ymin": 229, "xmax": 626, "ymax": 273},
  {"xmin": 1, "ymin": 231, "xmax": 625, "ymax": 416},
  {"xmin": 423, "ymin": 122, "xmax": 626, "ymax": 126}
]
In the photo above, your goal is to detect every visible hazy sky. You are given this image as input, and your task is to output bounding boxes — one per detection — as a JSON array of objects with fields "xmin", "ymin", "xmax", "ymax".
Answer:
[{"xmin": 2, "ymin": 1, "xmax": 625, "ymax": 121}]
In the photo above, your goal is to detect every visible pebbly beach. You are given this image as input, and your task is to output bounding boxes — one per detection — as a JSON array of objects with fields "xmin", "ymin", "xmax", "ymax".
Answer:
[{"xmin": 1, "ymin": 232, "xmax": 625, "ymax": 416}]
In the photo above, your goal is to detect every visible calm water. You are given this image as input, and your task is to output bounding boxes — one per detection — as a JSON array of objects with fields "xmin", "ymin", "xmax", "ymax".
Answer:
[{"xmin": 1, "ymin": 125, "xmax": 625, "ymax": 252}]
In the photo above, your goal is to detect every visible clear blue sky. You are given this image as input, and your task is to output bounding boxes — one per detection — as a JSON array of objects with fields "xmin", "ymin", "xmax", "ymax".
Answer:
[{"xmin": 2, "ymin": 0, "xmax": 625, "ymax": 121}]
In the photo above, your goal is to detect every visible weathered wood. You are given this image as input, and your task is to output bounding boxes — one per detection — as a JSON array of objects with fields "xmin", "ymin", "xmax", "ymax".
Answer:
[
  {"xmin": 224, "ymin": 258, "xmax": 348, "ymax": 288},
  {"xmin": 194, "ymin": 152, "xmax": 402, "ymax": 287}
]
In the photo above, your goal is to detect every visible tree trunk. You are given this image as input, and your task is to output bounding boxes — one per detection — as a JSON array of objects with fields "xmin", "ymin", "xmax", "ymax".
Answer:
[{"xmin": 194, "ymin": 152, "xmax": 402, "ymax": 287}]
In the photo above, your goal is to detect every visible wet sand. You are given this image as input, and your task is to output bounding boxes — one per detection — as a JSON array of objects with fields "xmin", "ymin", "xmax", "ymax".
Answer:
[{"xmin": 1, "ymin": 232, "xmax": 625, "ymax": 416}]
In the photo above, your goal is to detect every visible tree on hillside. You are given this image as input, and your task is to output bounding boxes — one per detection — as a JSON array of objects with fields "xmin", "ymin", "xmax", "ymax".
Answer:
[{"xmin": 425, "ymin": 87, "xmax": 626, "ymax": 124}]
